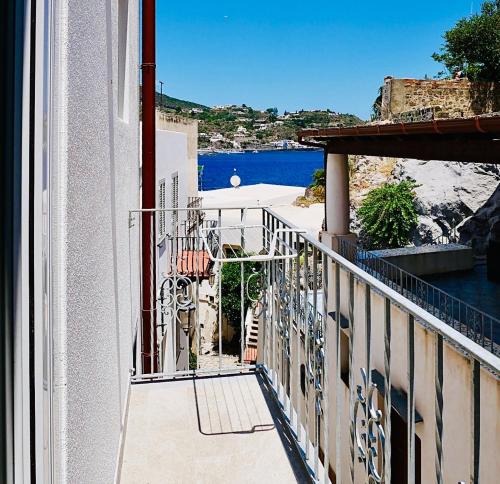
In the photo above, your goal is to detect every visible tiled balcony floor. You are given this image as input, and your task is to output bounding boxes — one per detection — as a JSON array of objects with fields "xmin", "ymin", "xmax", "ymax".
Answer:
[{"xmin": 119, "ymin": 373, "xmax": 310, "ymax": 483}]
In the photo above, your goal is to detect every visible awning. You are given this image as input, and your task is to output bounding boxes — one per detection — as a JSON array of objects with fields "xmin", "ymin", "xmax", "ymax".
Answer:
[{"xmin": 298, "ymin": 116, "xmax": 500, "ymax": 163}]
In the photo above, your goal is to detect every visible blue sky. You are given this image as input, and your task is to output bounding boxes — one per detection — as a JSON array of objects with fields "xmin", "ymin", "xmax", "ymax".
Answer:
[{"xmin": 156, "ymin": 1, "xmax": 479, "ymax": 119}]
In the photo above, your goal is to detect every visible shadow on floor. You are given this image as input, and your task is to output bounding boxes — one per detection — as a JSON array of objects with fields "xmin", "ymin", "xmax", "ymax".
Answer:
[{"xmin": 192, "ymin": 371, "xmax": 312, "ymax": 483}]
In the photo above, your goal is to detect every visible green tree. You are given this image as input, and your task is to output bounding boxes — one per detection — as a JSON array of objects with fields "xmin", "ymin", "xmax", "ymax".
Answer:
[
  {"xmin": 221, "ymin": 260, "xmax": 261, "ymax": 328},
  {"xmin": 357, "ymin": 181, "xmax": 418, "ymax": 249},
  {"xmin": 310, "ymin": 168, "xmax": 325, "ymax": 188},
  {"xmin": 432, "ymin": 1, "xmax": 500, "ymax": 81},
  {"xmin": 371, "ymin": 86, "xmax": 383, "ymax": 120}
]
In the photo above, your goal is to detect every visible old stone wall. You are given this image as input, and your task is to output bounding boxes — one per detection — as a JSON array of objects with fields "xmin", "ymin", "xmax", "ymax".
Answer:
[{"xmin": 381, "ymin": 77, "xmax": 500, "ymax": 121}]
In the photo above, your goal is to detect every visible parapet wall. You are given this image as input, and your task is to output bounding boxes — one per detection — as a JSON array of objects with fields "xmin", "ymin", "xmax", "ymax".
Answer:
[{"xmin": 381, "ymin": 77, "xmax": 500, "ymax": 121}]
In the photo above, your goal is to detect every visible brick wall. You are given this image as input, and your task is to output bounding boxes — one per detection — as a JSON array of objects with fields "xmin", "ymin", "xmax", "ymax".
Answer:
[{"xmin": 380, "ymin": 77, "xmax": 500, "ymax": 121}]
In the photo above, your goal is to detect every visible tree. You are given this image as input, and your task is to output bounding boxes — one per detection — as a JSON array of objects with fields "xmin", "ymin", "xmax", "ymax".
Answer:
[
  {"xmin": 220, "ymin": 259, "xmax": 261, "ymax": 329},
  {"xmin": 310, "ymin": 168, "xmax": 325, "ymax": 188},
  {"xmin": 266, "ymin": 107, "xmax": 278, "ymax": 115},
  {"xmin": 357, "ymin": 181, "xmax": 418, "ymax": 249},
  {"xmin": 432, "ymin": 1, "xmax": 500, "ymax": 81},
  {"xmin": 371, "ymin": 86, "xmax": 383, "ymax": 120}
]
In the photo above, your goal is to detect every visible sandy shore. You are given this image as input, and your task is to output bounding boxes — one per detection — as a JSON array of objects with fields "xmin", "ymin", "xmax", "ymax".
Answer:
[{"xmin": 200, "ymin": 183, "xmax": 324, "ymax": 239}]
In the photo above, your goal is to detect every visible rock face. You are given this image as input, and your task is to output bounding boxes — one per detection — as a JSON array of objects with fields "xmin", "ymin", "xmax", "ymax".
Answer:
[
  {"xmin": 393, "ymin": 159, "xmax": 500, "ymax": 246},
  {"xmin": 460, "ymin": 183, "xmax": 500, "ymax": 253}
]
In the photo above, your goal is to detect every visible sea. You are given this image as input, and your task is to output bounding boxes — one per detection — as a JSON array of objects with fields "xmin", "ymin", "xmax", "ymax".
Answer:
[{"xmin": 198, "ymin": 149, "xmax": 324, "ymax": 191}]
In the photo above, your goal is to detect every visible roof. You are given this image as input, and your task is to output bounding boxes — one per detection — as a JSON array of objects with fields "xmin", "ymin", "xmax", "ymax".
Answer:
[
  {"xmin": 298, "ymin": 116, "xmax": 500, "ymax": 163},
  {"xmin": 174, "ymin": 250, "xmax": 212, "ymax": 279}
]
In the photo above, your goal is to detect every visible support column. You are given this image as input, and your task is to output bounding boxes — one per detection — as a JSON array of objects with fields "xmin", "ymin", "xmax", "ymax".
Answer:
[
  {"xmin": 322, "ymin": 151, "xmax": 356, "ymax": 252},
  {"xmin": 326, "ymin": 152, "xmax": 350, "ymax": 235}
]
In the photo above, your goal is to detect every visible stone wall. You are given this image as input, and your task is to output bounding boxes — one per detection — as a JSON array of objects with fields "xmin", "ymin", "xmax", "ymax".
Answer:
[{"xmin": 381, "ymin": 77, "xmax": 500, "ymax": 121}]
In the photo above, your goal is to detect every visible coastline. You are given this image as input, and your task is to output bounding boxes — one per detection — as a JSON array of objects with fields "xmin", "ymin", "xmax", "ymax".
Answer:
[{"xmin": 198, "ymin": 146, "xmax": 321, "ymax": 155}]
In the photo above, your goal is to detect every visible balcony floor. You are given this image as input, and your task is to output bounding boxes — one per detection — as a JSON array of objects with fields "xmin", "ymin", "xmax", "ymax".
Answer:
[{"xmin": 119, "ymin": 372, "xmax": 311, "ymax": 483}]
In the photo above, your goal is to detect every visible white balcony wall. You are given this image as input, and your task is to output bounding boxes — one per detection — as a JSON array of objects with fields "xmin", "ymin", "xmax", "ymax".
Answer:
[{"xmin": 49, "ymin": 0, "xmax": 140, "ymax": 482}]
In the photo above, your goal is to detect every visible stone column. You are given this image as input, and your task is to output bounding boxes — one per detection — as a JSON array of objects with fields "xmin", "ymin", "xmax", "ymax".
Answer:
[{"xmin": 326, "ymin": 152, "xmax": 350, "ymax": 235}]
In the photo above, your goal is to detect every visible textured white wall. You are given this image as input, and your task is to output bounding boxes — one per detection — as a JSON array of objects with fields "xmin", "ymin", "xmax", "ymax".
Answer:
[
  {"xmin": 156, "ymin": 129, "xmax": 190, "ymax": 373},
  {"xmin": 50, "ymin": 0, "xmax": 140, "ymax": 482}
]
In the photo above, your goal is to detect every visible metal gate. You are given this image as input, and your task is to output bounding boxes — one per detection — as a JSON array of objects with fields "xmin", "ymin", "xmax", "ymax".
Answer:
[{"xmin": 128, "ymin": 205, "xmax": 302, "ymax": 381}]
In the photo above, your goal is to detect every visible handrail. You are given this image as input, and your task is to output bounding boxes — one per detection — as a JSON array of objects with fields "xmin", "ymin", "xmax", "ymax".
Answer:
[
  {"xmin": 339, "ymin": 239, "xmax": 499, "ymax": 356},
  {"xmin": 129, "ymin": 205, "xmax": 269, "ymax": 213},
  {"xmin": 264, "ymin": 208, "xmax": 500, "ymax": 374}
]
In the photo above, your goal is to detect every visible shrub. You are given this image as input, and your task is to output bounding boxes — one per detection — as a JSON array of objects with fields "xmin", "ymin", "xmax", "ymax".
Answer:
[
  {"xmin": 310, "ymin": 168, "xmax": 325, "ymax": 188},
  {"xmin": 220, "ymin": 259, "xmax": 261, "ymax": 329},
  {"xmin": 357, "ymin": 181, "xmax": 418, "ymax": 249},
  {"xmin": 189, "ymin": 350, "xmax": 197, "ymax": 370}
]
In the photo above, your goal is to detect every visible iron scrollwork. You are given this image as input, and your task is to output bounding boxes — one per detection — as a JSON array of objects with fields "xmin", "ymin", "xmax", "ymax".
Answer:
[{"xmin": 354, "ymin": 368, "xmax": 385, "ymax": 482}]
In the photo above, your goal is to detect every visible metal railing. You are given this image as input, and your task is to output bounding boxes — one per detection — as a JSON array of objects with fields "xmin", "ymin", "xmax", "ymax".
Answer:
[
  {"xmin": 128, "ymin": 206, "xmax": 500, "ymax": 484},
  {"xmin": 262, "ymin": 208, "xmax": 500, "ymax": 484},
  {"xmin": 339, "ymin": 239, "xmax": 500, "ymax": 356},
  {"xmin": 129, "ymin": 206, "xmax": 278, "ymax": 378}
]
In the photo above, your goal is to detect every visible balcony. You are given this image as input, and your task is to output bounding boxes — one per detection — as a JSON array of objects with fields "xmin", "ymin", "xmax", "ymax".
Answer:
[
  {"xmin": 119, "ymin": 373, "xmax": 311, "ymax": 483},
  {"xmin": 121, "ymin": 207, "xmax": 500, "ymax": 483}
]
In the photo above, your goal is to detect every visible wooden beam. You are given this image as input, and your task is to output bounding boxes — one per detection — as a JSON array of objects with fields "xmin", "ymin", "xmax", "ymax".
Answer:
[{"xmin": 325, "ymin": 136, "xmax": 500, "ymax": 163}]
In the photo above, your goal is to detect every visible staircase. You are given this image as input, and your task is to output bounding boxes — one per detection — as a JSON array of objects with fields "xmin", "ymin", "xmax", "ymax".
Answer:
[{"xmin": 244, "ymin": 310, "xmax": 259, "ymax": 364}]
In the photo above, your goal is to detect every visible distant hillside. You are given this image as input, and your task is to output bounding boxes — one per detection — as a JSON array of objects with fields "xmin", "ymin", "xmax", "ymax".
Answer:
[
  {"xmin": 154, "ymin": 96, "xmax": 364, "ymax": 150},
  {"xmin": 155, "ymin": 92, "xmax": 208, "ymax": 111}
]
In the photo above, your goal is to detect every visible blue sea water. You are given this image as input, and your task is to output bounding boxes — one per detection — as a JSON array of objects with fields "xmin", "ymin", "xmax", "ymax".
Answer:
[{"xmin": 198, "ymin": 149, "xmax": 324, "ymax": 191}]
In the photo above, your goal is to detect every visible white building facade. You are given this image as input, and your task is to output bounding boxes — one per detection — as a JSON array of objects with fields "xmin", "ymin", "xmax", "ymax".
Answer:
[{"xmin": 3, "ymin": 0, "xmax": 142, "ymax": 482}]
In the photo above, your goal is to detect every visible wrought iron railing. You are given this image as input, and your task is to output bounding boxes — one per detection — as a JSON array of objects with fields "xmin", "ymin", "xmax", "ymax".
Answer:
[
  {"xmin": 129, "ymin": 206, "xmax": 500, "ymax": 484},
  {"xmin": 262, "ymin": 208, "xmax": 499, "ymax": 484},
  {"xmin": 339, "ymin": 239, "xmax": 500, "ymax": 356}
]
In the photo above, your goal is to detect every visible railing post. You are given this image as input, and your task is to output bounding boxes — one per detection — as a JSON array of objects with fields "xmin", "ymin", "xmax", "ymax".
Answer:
[
  {"xmin": 218, "ymin": 209, "xmax": 222, "ymax": 370},
  {"xmin": 335, "ymin": 263, "xmax": 342, "ymax": 481},
  {"xmin": 295, "ymin": 231, "xmax": 302, "ymax": 443},
  {"xmin": 470, "ymin": 358, "xmax": 480, "ymax": 484},
  {"xmin": 348, "ymin": 272, "xmax": 355, "ymax": 484},
  {"xmin": 240, "ymin": 261, "xmax": 245, "ymax": 365},
  {"xmin": 407, "ymin": 314, "xmax": 416, "ymax": 484},
  {"xmin": 312, "ymin": 246, "xmax": 319, "ymax": 475},
  {"xmin": 364, "ymin": 284, "xmax": 372, "ymax": 482},
  {"xmin": 304, "ymin": 239, "xmax": 311, "ymax": 460},
  {"xmin": 435, "ymin": 333, "xmax": 444, "ymax": 484},
  {"xmin": 322, "ymin": 253, "xmax": 330, "ymax": 484},
  {"xmin": 384, "ymin": 298, "xmax": 392, "ymax": 484}
]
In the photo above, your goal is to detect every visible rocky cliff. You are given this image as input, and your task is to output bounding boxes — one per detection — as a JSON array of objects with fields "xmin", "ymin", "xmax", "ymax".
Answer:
[
  {"xmin": 460, "ymin": 183, "xmax": 500, "ymax": 253},
  {"xmin": 349, "ymin": 156, "xmax": 500, "ymax": 252}
]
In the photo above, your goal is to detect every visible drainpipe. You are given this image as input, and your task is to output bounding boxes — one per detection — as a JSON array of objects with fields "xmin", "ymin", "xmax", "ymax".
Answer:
[{"xmin": 141, "ymin": 0, "xmax": 158, "ymax": 373}]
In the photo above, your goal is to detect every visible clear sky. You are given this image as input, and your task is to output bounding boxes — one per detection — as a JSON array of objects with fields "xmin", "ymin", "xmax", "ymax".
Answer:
[{"xmin": 156, "ymin": 1, "xmax": 480, "ymax": 119}]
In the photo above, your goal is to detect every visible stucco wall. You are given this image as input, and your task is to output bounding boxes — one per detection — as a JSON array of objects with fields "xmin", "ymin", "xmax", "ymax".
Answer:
[
  {"xmin": 381, "ymin": 77, "xmax": 500, "ymax": 121},
  {"xmin": 50, "ymin": 1, "xmax": 140, "ymax": 482},
  {"xmin": 156, "ymin": 112, "xmax": 198, "ymax": 197},
  {"xmin": 155, "ymin": 130, "xmax": 190, "ymax": 373}
]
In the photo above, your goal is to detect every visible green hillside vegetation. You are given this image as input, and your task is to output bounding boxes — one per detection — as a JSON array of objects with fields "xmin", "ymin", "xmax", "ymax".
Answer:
[
  {"xmin": 155, "ymin": 92, "xmax": 208, "ymax": 111},
  {"xmin": 157, "ymin": 97, "xmax": 364, "ymax": 149}
]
